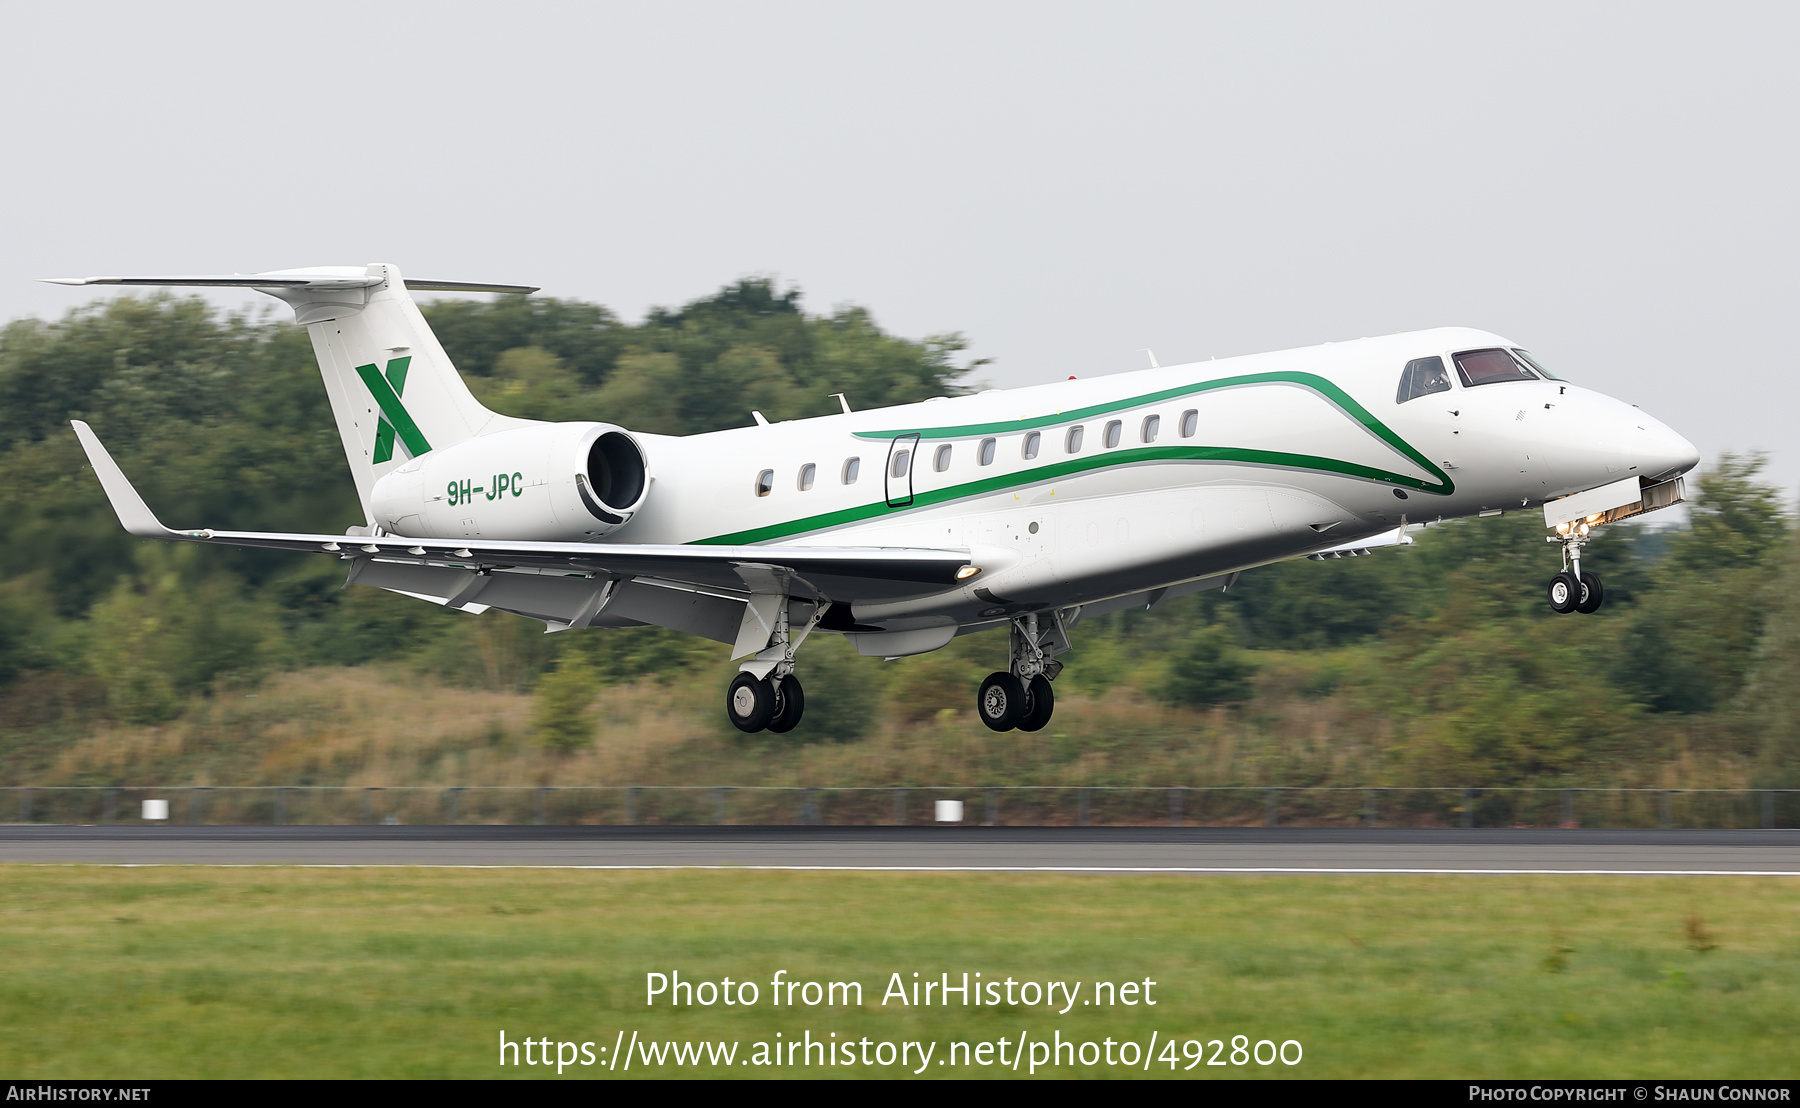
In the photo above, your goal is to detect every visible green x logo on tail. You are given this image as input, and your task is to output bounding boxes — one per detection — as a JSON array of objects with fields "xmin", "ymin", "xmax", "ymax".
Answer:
[{"xmin": 355, "ymin": 357, "xmax": 431, "ymax": 464}]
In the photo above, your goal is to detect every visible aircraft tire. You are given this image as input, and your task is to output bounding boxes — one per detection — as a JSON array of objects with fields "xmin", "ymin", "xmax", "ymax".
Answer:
[
  {"xmin": 977, "ymin": 672, "xmax": 1027, "ymax": 732},
  {"xmin": 1017, "ymin": 674, "xmax": 1055, "ymax": 732},
  {"xmin": 1576, "ymin": 572, "xmax": 1605, "ymax": 614},
  {"xmin": 1547, "ymin": 571, "xmax": 1580, "ymax": 614},
  {"xmin": 766, "ymin": 675, "xmax": 806, "ymax": 733},
  {"xmin": 726, "ymin": 672, "xmax": 776, "ymax": 732}
]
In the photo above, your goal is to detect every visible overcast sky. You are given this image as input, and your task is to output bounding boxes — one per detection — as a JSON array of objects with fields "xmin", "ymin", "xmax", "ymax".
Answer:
[{"xmin": 4, "ymin": 2, "xmax": 1795, "ymax": 494}]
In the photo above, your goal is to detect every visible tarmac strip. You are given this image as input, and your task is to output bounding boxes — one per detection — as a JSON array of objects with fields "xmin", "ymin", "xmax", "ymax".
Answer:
[{"xmin": 0, "ymin": 827, "xmax": 1796, "ymax": 873}]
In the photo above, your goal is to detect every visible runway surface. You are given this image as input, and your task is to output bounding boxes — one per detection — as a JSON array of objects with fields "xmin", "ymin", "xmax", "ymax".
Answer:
[{"xmin": 1, "ymin": 826, "xmax": 1797, "ymax": 873}]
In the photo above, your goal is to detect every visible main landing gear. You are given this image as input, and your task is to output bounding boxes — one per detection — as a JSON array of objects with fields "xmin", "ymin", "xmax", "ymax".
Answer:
[
  {"xmin": 726, "ymin": 595, "xmax": 811, "ymax": 734},
  {"xmin": 977, "ymin": 611, "xmax": 1069, "ymax": 733},
  {"xmin": 727, "ymin": 671, "xmax": 805, "ymax": 733},
  {"xmin": 1546, "ymin": 521, "xmax": 1605, "ymax": 615},
  {"xmin": 722, "ymin": 600, "xmax": 1075, "ymax": 735}
]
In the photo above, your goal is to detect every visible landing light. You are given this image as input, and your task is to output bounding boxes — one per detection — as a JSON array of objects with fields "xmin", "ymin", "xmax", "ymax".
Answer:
[
  {"xmin": 1578, "ymin": 523, "xmax": 1591, "ymax": 536},
  {"xmin": 1555, "ymin": 522, "xmax": 1571, "ymax": 535},
  {"xmin": 956, "ymin": 565, "xmax": 981, "ymax": 580}
]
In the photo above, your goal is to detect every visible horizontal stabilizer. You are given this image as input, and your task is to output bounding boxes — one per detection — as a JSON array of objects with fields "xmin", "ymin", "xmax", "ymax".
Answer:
[
  {"xmin": 399, "ymin": 279, "xmax": 542, "ymax": 294},
  {"xmin": 41, "ymin": 271, "xmax": 537, "ymax": 294}
]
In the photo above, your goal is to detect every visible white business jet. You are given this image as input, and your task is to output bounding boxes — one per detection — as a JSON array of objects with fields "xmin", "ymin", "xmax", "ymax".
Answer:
[{"xmin": 51, "ymin": 265, "xmax": 1699, "ymax": 734}]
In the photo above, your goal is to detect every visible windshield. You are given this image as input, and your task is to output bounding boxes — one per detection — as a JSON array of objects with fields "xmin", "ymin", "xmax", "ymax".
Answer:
[
  {"xmin": 1397, "ymin": 356, "xmax": 1452, "ymax": 403},
  {"xmin": 1454, "ymin": 348, "xmax": 1538, "ymax": 387},
  {"xmin": 1511, "ymin": 349, "xmax": 1565, "ymax": 381}
]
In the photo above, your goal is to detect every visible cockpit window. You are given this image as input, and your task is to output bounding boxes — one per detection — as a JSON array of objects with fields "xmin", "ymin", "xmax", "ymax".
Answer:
[
  {"xmin": 1396, "ymin": 356, "xmax": 1452, "ymax": 403},
  {"xmin": 1511, "ymin": 349, "xmax": 1564, "ymax": 381},
  {"xmin": 1454, "ymin": 348, "xmax": 1538, "ymax": 387}
]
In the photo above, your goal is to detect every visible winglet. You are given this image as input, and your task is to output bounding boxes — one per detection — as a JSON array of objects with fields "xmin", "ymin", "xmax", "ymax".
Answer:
[{"xmin": 70, "ymin": 421, "xmax": 180, "ymax": 538}]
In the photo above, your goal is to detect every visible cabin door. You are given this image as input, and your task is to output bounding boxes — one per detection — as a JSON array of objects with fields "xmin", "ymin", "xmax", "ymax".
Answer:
[{"xmin": 884, "ymin": 433, "xmax": 920, "ymax": 508}]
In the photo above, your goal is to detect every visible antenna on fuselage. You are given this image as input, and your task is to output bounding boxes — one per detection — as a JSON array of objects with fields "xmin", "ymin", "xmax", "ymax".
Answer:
[
  {"xmin": 832, "ymin": 393, "xmax": 853, "ymax": 415},
  {"xmin": 1140, "ymin": 349, "xmax": 1160, "ymax": 368}
]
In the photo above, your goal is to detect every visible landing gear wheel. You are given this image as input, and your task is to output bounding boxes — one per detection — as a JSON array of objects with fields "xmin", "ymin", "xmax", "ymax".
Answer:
[
  {"xmin": 1575, "ymin": 571, "xmax": 1605, "ymax": 614},
  {"xmin": 1547, "ymin": 571, "xmax": 1579, "ymax": 614},
  {"xmin": 1016, "ymin": 674, "xmax": 1055, "ymax": 732},
  {"xmin": 977, "ymin": 672, "xmax": 1027, "ymax": 732},
  {"xmin": 765, "ymin": 675, "xmax": 806, "ymax": 733},
  {"xmin": 726, "ymin": 672, "xmax": 776, "ymax": 733}
]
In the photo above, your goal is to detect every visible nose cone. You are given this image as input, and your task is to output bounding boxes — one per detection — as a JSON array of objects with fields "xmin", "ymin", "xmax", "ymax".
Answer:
[{"xmin": 1631, "ymin": 414, "xmax": 1700, "ymax": 481}]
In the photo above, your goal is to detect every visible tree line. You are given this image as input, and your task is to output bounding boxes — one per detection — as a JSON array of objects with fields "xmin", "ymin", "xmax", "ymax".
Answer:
[{"xmin": 0, "ymin": 286, "xmax": 1793, "ymax": 797}]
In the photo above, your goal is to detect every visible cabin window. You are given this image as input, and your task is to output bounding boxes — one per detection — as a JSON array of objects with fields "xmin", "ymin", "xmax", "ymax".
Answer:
[
  {"xmin": 978, "ymin": 437, "xmax": 997, "ymax": 466},
  {"xmin": 1022, "ymin": 431, "xmax": 1041, "ymax": 460},
  {"xmin": 1066, "ymin": 425, "xmax": 1085, "ymax": 454},
  {"xmin": 755, "ymin": 469, "xmax": 774, "ymax": 497},
  {"xmin": 891, "ymin": 450, "xmax": 911, "ymax": 479},
  {"xmin": 934, "ymin": 444, "xmax": 953, "ymax": 472},
  {"xmin": 1454, "ymin": 348, "xmax": 1536, "ymax": 387},
  {"xmin": 1397, "ymin": 356, "xmax": 1452, "ymax": 403},
  {"xmin": 842, "ymin": 457, "xmax": 860, "ymax": 484},
  {"xmin": 1141, "ymin": 414, "xmax": 1160, "ymax": 443},
  {"xmin": 797, "ymin": 463, "xmax": 816, "ymax": 491},
  {"xmin": 1103, "ymin": 420, "xmax": 1122, "ymax": 448},
  {"xmin": 1179, "ymin": 409, "xmax": 1198, "ymax": 438},
  {"xmin": 1512, "ymin": 349, "xmax": 1565, "ymax": 381}
]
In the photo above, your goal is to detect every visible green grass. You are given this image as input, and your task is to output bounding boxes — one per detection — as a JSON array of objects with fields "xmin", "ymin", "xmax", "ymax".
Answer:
[{"xmin": 1, "ymin": 868, "xmax": 1795, "ymax": 1078}]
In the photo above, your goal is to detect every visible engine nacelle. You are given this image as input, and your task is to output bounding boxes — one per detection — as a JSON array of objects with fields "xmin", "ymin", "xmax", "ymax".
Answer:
[{"xmin": 369, "ymin": 422, "xmax": 649, "ymax": 540}]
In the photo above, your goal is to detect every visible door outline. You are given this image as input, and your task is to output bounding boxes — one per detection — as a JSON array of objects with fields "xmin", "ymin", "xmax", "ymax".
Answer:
[{"xmin": 885, "ymin": 433, "xmax": 920, "ymax": 507}]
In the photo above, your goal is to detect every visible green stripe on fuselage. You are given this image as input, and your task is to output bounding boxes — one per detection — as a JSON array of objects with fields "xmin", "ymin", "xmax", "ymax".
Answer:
[
  {"xmin": 857, "ymin": 370, "xmax": 1440, "ymax": 481},
  {"xmin": 691, "ymin": 371, "xmax": 1450, "ymax": 546},
  {"xmin": 694, "ymin": 444, "xmax": 1448, "ymax": 546}
]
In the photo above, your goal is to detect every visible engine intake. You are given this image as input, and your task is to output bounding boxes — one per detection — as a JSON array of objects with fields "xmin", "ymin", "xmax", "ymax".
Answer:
[{"xmin": 578, "ymin": 431, "xmax": 646, "ymax": 525}]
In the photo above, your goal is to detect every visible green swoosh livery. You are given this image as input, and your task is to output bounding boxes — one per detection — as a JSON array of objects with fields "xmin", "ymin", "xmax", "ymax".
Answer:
[{"xmin": 697, "ymin": 371, "xmax": 1451, "ymax": 546}]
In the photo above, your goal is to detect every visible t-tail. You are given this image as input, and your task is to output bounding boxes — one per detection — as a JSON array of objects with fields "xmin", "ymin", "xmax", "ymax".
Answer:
[{"xmin": 41, "ymin": 264, "xmax": 539, "ymax": 524}]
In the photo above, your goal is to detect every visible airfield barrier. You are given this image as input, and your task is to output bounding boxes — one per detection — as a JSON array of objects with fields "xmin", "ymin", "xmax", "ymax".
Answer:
[{"xmin": 6, "ymin": 785, "xmax": 1800, "ymax": 828}]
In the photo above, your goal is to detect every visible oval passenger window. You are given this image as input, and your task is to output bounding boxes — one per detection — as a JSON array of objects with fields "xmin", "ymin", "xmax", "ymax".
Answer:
[
  {"xmin": 755, "ymin": 469, "xmax": 774, "ymax": 497},
  {"xmin": 1180, "ymin": 409, "xmax": 1198, "ymax": 438},
  {"xmin": 1066, "ymin": 426, "xmax": 1084, "ymax": 453},
  {"xmin": 978, "ymin": 437, "xmax": 996, "ymax": 466},
  {"xmin": 798, "ymin": 463, "xmax": 816, "ymax": 491},
  {"xmin": 891, "ymin": 451, "xmax": 910, "ymax": 479},
  {"xmin": 1022, "ymin": 432, "xmax": 1041, "ymax": 460},
  {"xmin": 1104, "ymin": 420, "xmax": 1122, "ymax": 448},
  {"xmin": 934, "ymin": 444, "xmax": 952, "ymax": 472},
  {"xmin": 1141, "ymin": 414, "xmax": 1160, "ymax": 443},
  {"xmin": 842, "ymin": 457, "xmax": 860, "ymax": 484}
]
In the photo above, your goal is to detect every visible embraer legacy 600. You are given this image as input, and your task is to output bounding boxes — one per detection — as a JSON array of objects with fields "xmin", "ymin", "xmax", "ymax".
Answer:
[{"xmin": 52, "ymin": 265, "xmax": 1700, "ymax": 734}]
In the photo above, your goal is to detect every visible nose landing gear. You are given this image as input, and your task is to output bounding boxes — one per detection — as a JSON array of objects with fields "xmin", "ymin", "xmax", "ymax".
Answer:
[
  {"xmin": 978, "ymin": 611, "xmax": 1069, "ymax": 732},
  {"xmin": 1547, "ymin": 523, "xmax": 1605, "ymax": 614}
]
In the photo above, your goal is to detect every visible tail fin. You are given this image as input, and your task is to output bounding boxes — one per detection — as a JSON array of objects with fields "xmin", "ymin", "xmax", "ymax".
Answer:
[{"xmin": 43, "ymin": 264, "xmax": 540, "ymax": 522}]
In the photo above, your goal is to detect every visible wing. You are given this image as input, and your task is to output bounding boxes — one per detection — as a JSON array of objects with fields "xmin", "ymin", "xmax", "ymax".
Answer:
[
  {"xmin": 72, "ymin": 421, "xmax": 974, "ymax": 640},
  {"xmin": 1304, "ymin": 522, "xmax": 1416, "ymax": 560}
]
